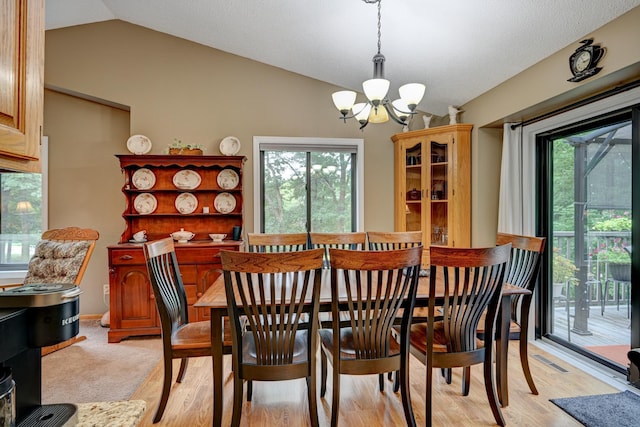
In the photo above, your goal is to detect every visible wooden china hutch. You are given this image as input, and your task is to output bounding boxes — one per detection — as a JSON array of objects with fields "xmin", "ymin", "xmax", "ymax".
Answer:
[
  {"xmin": 391, "ymin": 124, "xmax": 472, "ymax": 267},
  {"xmin": 108, "ymin": 155, "xmax": 245, "ymax": 343}
]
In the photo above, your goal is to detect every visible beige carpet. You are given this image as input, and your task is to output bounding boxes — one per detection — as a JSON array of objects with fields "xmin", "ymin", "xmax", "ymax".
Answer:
[{"xmin": 42, "ymin": 319, "xmax": 162, "ymax": 404}]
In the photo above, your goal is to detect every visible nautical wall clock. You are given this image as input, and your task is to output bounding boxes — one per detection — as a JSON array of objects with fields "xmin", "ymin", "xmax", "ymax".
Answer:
[{"xmin": 568, "ymin": 38, "xmax": 605, "ymax": 83}]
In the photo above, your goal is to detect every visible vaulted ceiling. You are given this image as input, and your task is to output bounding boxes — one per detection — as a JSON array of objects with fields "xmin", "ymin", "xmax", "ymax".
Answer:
[{"xmin": 45, "ymin": 0, "xmax": 640, "ymax": 115}]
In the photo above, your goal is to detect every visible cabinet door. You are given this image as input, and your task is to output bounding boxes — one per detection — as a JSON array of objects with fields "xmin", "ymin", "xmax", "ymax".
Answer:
[
  {"xmin": 428, "ymin": 135, "xmax": 451, "ymax": 247},
  {"xmin": 0, "ymin": 0, "xmax": 43, "ymax": 170},
  {"xmin": 195, "ymin": 264, "xmax": 223, "ymax": 321},
  {"xmin": 112, "ymin": 265, "xmax": 157, "ymax": 330}
]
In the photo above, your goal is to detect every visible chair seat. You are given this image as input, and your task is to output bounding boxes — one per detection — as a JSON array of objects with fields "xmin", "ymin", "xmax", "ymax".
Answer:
[
  {"xmin": 172, "ymin": 320, "xmax": 213, "ymax": 351},
  {"xmin": 242, "ymin": 330, "xmax": 310, "ymax": 365},
  {"xmin": 319, "ymin": 328, "xmax": 400, "ymax": 360}
]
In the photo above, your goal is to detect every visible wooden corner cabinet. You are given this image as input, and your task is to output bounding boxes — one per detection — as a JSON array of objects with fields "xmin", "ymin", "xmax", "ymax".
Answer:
[
  {"xmin": 108, "ymin": 155, "xmax": 245, "ymax": 342},
  {"xmin": 391, "ymin": 124, "xmax": 472, "ymax": 266}
]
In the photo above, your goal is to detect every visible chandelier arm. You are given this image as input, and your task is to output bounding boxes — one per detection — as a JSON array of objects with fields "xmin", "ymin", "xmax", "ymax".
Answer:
[{"xmin": 381, "ymin": 100, "xmax": 413, "ymax": 126}]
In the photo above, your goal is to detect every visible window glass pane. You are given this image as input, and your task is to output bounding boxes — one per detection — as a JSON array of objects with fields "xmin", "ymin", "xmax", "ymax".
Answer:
[
  {"xmin": 263, "ymin": 151, "xmax": 308, "ymax": 233},
  {"xmin": 0, "ymin": 172, "xmax": 43, "ymax": 268},
  {"xmin": 310, "ymin": 152, "xmax": 353, "ymax": 232}
]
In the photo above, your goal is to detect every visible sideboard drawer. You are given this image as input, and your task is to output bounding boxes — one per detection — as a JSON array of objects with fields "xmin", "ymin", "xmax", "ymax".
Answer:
[{"xmin": 109, "ymin": 248, "xmax": 145, "ymax": 266}]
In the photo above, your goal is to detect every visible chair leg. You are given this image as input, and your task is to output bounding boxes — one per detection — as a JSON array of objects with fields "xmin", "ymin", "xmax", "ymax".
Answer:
[
  {"xmin": 425, "ymin": 364, "xmax": 433, "ymax": 427},
  {"xmin": 519, "ymin": 333, "xmax": 538, "ymax": 394},
  {"xmin": 153, "ymin": 356, "xmax": 173, "ymax": 423},
  {"xmin": 399, "ymin": 357, "xmax": 416, "ymax": 427},
  {"xmin": 231, "ymin": 372, "xmax": 243, "ymax": 427},
  {"xmin": 393, "ymin": 370, "xmax": 400, "ymax": 393},
  {"xmin": 176, "ymin": 358, "xmax": 189, "ymax": 383},
  {"xmin": 483, "ymin": 348, "xmax": 506, "ymax": 426},
  {"xmin": 378, "ymin": 373, "xmax": 384, "ymax": 391},
  {"xmin": 330, "ymin": 364, "xmax": 340, "ymax": 427},
  {"xmin": 247, "ymin": 380, "xmax": 253, "ymax": 401},
  {"xmin": 306, "ymin": 376, "xmax": 319, "ymax": 427},
  {"xmin": 462, "ymin": 366, "xmax": 471, "ymax": 396},
  {"xmin": 320, "ymin": 349, "xmax": 328, "ymax": 398},
  {"xmin": 441, "ymin": 367, "xmax": 452, "ymax": 384}
]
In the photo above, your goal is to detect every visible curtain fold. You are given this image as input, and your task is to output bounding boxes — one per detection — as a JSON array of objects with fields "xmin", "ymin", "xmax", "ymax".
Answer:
[{"xmin": 498, "ymin": 123, "xmax": 535, "ymax": 235}]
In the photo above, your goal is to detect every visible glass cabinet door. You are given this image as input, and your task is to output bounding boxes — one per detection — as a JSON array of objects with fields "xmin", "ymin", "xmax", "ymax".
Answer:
[
  {"xmin": 430, "ymin": 140, "xmax": 448, "ymax": 245},
  {"xmin": 404, "ymin": 142, "xmax": 422, "ymax": 232}
]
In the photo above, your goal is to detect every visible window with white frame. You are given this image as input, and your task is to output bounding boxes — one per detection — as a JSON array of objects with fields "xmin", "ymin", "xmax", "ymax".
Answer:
[{"xmin": 253, "ymin": 136, "xmax": 364, "ymax": 233}]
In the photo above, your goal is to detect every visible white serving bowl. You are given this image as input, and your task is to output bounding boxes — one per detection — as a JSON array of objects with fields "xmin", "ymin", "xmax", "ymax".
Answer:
[
  {"xmin": 170, "ymin": 228, "xmax": 195, "ymax": 243},
  {"xmin": 209, "ymin": 233, "xmax": 227, "ymax": 242}
]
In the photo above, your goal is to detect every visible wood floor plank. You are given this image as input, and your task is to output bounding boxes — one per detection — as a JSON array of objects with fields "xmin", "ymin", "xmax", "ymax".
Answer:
[{"xmin": 131, "ymin": 343, "xmax": 623, "ymax": 426}]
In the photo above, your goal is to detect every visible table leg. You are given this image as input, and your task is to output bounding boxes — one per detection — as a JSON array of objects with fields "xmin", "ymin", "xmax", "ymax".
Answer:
[
  {"xmin": 211, "ymin": 310, "xmax": 223, "ymax": 427},
  {"xmin": 495, "ymin": 294, "xmax": 510, "ymax": 407}
]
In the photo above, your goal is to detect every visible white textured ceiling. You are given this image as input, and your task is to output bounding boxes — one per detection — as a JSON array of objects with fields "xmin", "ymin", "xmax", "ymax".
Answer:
[{"xmin": 45, "ymin": 0, "xmax": 640, "ymax": 116}]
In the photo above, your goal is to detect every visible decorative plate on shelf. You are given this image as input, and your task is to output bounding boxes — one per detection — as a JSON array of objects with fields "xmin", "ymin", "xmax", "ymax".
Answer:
[
  {"xmin": 217, "ymin": 168, "xmax": 239, "ymax": 190},
  {"xmin": 131, "ymin": 168, "xmax": 156, "ymax": 190},
  {"xmin": 133, "ymin": 193, "xmax": 157, "ymax": 214},
  {"xmin": 126, "ymin": 135, "xmax": 152, "ymax": 155},
  {"xmin": 175, "ymin": 192, "xmax": 198, "ymax": 214},
  {"xmin": 172, "ymin": 169, "xmax": 201, "ymax": 190},
  {"xmin": 214, "ymin": 192, "xmax": 236, "ymax": 214},
  {"xmin": 219, "ymin": 136, "xmax": 241, "ymax": 156}
]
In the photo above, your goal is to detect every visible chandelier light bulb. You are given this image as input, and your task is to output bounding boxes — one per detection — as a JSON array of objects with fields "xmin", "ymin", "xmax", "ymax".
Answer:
[
  {"xmin": 399, "ymin": 83, "xmax": 426, "ymax": 110},
  {"xmin": 353, "ymin": 103, "xmax": 372, "ymax": 122},
  {"xmin": 362, "ymin": 78, "xmax": 390, "ymax": 105},
  {"xmin": 391, "ymin": 99, "xmax": 410, "ymax": 122},
  {"xmin": 368, "ymin": 105, "xmax": 389, "ymax": 123},
  {"xmin": 332, "ymin": 91, "xmax": 357, "ymax": 114}
]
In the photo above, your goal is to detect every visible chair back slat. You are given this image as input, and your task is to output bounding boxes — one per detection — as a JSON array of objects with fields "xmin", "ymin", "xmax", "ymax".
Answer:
[
  {"xmin": 310, "ymin": 232, "xmax": 366, "ymax": 268},
  {"xmin": 496, "ymin": 232, "xmax": 546, "ymax": 322},
  {"xmin": 221, "ymin": 249, "xmax": 323, "ymax": 366},
  {"xmin": 247, "ymin": 233, "xmax": 309, "ymax": 253},
  {"xmin": 367, "ymin": 231, "xmax": 423, "ymax": 251},
  {"xmin": 144, "ymin": 238, "xmax": 188, "ymax": 329},
  {"xmin": 329, "ymin": 247, "xmax": 422, "ymax": 359}
]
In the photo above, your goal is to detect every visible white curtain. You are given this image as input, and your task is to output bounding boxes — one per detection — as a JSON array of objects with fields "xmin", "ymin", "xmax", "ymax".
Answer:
[{"xmin": 498, "ymin": 123, "xmax": 536, "ymax": 235}]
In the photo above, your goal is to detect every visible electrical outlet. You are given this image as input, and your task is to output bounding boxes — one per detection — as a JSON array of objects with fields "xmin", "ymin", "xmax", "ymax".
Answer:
[{"xmin": 103, "ymin": 284, "xmax": 110, "ymax": 295}]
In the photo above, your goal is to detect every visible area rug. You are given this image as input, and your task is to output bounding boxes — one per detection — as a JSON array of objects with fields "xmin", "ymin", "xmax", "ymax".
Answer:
[
  {"xmin": 550, "ymin": 390, "xmax": 640, "ymax": 427},
  {"xmin": 42, "ymin": 319, "xmax": 162, "ymax": 404}
]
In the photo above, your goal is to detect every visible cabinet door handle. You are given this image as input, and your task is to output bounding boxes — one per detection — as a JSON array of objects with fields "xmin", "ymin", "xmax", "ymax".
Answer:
[{"xmin": 119, "ymin": 255, "xmax": 134, "ymax": 260}]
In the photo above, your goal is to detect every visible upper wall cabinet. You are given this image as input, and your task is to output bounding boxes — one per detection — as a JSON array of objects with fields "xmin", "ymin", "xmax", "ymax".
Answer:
[{"xmin": 0, "ymin": 0, "xmax": 44, "ymax": 172}]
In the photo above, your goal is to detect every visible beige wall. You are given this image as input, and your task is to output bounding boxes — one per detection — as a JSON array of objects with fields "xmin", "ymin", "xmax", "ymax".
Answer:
[
  {"xmin": 44, "ymin": 9, "xmax": 640, "ymax": 314},
  {"xmin": 462, "ymin": 6, "xmax": 640, "ymax": 246},
  {"xmin": 43, "ymin": 89, "xmax": 130, "ymax": 315},
  {"xmin": 44, "ymin": 20, "xmax": 403, "ymax": 314}
]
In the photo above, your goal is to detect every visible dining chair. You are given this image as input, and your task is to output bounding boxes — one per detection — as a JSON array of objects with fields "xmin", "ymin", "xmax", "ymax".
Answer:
[
  {"xmin": 319, "ymin": 246, "xmax": 423, "ymax": 427},
  {"xmin": 476, "ymin": 232, "xmax": 546, "ymax": 395},
  {"xmin": 246, "ymin": 232, "xmax": 309, "ymax": 252},
  {"xmin": 367, "ymin": 230, "xmax": 424, "ymax": 390},
  {"xmin": 309, "ymin": 232, "xmax": 367, "ymax": 268},
  {"xmin": 144, "ymin": 237, "xmax": 228, "ymax": 423},
  {"xmin": 366, "ymin": 230, "xmax": 423, "ymax": 250},
  {"xmin": 403, "ymin": 244, "xmax": 511, "ymax": 427},
  {"xmin": 220, "ymin": 248, "xmax": 324, "ymax": 427}
]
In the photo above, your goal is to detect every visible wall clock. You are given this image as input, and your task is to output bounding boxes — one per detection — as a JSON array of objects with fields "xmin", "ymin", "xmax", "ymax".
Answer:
[{"xmin": 568, "ymin": 38, "xmax": 605, "ymax": 83}]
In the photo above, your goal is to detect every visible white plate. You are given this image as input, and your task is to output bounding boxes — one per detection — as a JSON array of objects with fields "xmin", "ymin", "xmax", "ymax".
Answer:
[
  {"xmin": 219, "ymin": 136, "xmax": 240, "ymax": 156},
  {"xmin": 175, "ymin": 193, "xmax": 198, "ymax": 214},
  {"xmin": 131, "ymin": 168, "xmax": 156, "ymax": 190},
  {"xmin": 173, "ymin": 169, "xmax": 202, "ymax": 190},
  {"xmin": 217, "ymin": 168, "xmax": 239, "ymax": 190},
  {"xmin": 126, "ymin": 135, "xmax": 152, "ymax": 155},
  {"xmin": 133, "ymin": 193, "xmax": 157, "ymax": 214},
  {"xmin": 214, "ymin": 192, "xmax": 236, "ymax": 214}
]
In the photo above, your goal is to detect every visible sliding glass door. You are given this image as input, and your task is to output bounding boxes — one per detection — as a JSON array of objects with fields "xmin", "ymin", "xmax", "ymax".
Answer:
[{"xmin": 543, "ymin": 109, "xmax": 636, "ymax": 374}]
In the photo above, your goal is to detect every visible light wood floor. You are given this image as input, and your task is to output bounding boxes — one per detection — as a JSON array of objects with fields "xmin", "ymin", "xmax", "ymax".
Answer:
[{"xmin": 131, "ymin": 343, "xmax": 627, "ymax": 426}]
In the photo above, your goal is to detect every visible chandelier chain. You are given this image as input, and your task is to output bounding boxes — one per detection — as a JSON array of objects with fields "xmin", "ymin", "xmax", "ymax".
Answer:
[{"xmin": 376, "ymin": 0, "xmax": 382, "ymax": 54}]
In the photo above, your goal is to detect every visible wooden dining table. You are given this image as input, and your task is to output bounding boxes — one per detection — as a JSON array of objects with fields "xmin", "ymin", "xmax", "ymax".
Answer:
[{"xmin": 195, "ymin": 271, "xmax": 529, "ymax": 426}]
